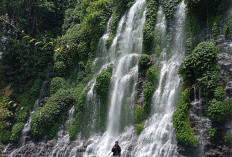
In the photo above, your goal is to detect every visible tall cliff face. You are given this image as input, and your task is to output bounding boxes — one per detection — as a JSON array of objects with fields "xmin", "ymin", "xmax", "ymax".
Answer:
[{"xmin": 177, "ymin": 21, "xmax": 232, "ymax": 157}]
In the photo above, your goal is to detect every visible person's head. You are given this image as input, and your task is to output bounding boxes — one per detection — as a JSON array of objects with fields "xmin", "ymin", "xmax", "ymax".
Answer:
[{"xmin": 115, "ymin": 141, "xmax": 119, "ymax": 146}]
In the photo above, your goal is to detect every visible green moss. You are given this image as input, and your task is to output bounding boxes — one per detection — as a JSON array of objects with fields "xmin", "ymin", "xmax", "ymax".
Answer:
[
  {"xmin": 143, "ymin": 0, "xmax": 158, "ymax": 54},
  {"xmin": 10, "ymin": 122, "xmax": 24, "ymax": 143},
  {"xmin": 136, "ymin": 123, "xmax": 144, "ymax": 135},
  {"xmin": 208, "ymin": 128, "xmax": 217, "ymax": 140},
  {"xmin": 135, "ymin": 105, "xmax": 144, "ymax": 124},
  {"xmin": 50, "ymin": 77, "xmax": 68, "ymax": 95},
  {"xmin": 143, "ymin": 65, "xmax": 159, "ymax": 117},
  {"xmin": 138, "ymin": 54, "xmax": 150, "ymax": 74},
  {"xmin": 31, "ymin": 89, "xmax": 74, "ymax": 138},
  {"xmin": 173, "ymin": 88, "xmax": 198, "ymax": 147}
]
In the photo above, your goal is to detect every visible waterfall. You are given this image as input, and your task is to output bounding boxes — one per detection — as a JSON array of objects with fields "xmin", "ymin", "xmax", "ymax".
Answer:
[
  {"xmin": 131, "ymin": 1, "xmax": 186, "ymax": 157},
  {"xmin": 80, "ymin": 0, "xmax": 146, "ymax": 156}
]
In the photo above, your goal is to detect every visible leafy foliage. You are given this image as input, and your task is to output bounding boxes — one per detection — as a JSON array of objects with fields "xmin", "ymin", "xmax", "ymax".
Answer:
[
  {"xmin": 143, "ymin": 65, "xmax": 159, "ymax": 117},
  {"xmin": 9, "ymin": 122, "xmax": 24, "ymax": 143},
  {"xmin": 138, "ymin": 54, "xmax": 150, "ymax": 74},
  {"xmin": 69, "ymin": 88, "xmax": 89, "ymax": 140},
  {"xmin": 160, "ymin": 0, "xmax": 178, "ymax": 24},
  {"xmin": 208, "ymin": 99, "xmax": 231, "ymax": 122},
  {"xmin": 94, "ymin": 67, "xmax": 112, "ymax": 103},
  {"xmin": 208, "ymin": 128, "xmax": 217, "ymax": 140},
  {"xmin": 50, "ymin": 77, "xmax": 68, "ymax": 95},
  {"xmin": 178, "ymin": 42, "xmax": 219, "ymax": 95},
  {"xmin": 143, "ymin": 0, "xmax": 158, "ymax": 54},
  {"xmin": 0, "ymin": 97, "xmax": 13, "ymax": 144},
  {"xmin": 136, "ymin": 123, "xmax": 144, "ymax": 135},
  {"xmin": 173, "ymin": 88, "xmax": 198, "ymax": 147},
  {"xmin": 135, "ymin": 105, "xmax": 144, "ymax": 124},
  {"xmin": 31, "ymin": 89, "xmax": 74, "ymax": 138}
]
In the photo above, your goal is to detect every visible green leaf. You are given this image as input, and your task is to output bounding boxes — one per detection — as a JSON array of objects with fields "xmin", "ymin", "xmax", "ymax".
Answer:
[
  {"xmin": 35, "ymin": 41, "xmax": 42, "ymax": 45},
  {"xmin": 23, "ymin": 35, "xmax": 30, "ymax": 39},
  {"xmin": 30, "ymin": 39, "xmax": 35, "ymax": 43},
  {"xmin": 48, "ymin": 42, "xmax": 54, "ymax": 46}
]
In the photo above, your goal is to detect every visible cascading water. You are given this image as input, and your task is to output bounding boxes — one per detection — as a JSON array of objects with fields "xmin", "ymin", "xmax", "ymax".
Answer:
[
  {"xmin": 81, "ymin": 0, "xmax": 146, "ymax": 156},
  {"xmin": 131, "ymin": 1, "xmax": 186, "ymax": 157}
]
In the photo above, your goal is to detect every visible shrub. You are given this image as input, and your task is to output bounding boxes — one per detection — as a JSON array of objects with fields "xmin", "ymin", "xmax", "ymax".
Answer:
[
  {"xmin": 54, "ymin": 61, "xmax": 67, "ymax": 77},
  {"xmin": 15, "ymin": 79, "xmax": 43, "ymax": 123},
  {"xmin": 173, "ymin": 88, "xmax": 198, "ymax": 147},
  {"xmin": 178, "ymin": 42, "xmax": 219, "ymax": 94},
  {"xmin": 0, "ymin": 131, "xmax": 11, "ymax": 143},
  {"xmin": 138, "ymin": 54, "xmax": 150, "ymax": 74},
  {"xmin": 223, "ymin": 136, "xmax": 232, "ymax": 143},
  {"xmin": 135, "ymin": 105, "xmax": 144, "ymax": 124},
  {"xmin": 50, "ymin": 77, "xmax": 68, "ymax": 95},
  {"xmin": 136, "ymin": 123, "xmax": 144, "ymax": 135},
  {"xmin": 69, "ymin": 89, "xmax": 89, "ymax": 140},
  {"xmin": 143, "ymin": 65, "xmax": 159, "ymax": 117},
  {"xmin": 208, "ymin": 128, "xmax": 217, "ymax": 140},
  {"xmin": 10, "ymin": 122, "xmax": 24, "ymax": 143},
  {"xmin": 160, "ymin": 0, "xmax": 178, "ymax": 24},
  {"xmin": 31, "ymin": 89, "xmax": 74, "ymax": 138},
  {"xmin": 143, "ymin": 0, "xmax": 159, "ymax": 54},
  {"xmin": 94, "ymin": 67, "xmax": 112, "ymax": 103},
  {"xmin": 214, "ymin": 87, "xmax": 226, "ymax": 101},
  {"xmin": 207, "ymin": 99, "xmax": 231, "ymax": 122}
]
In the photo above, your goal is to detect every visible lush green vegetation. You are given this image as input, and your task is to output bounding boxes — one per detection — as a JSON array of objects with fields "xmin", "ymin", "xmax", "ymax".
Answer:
[
  {"xmin": 94, "ymin": 67, "xmax": 112, "ymax": 103},
  {"xmin": 208, "ymin": 127, "xmax": 217, "ymax": 141},
  {"xmin": 207, "ymin": 88, "xmax": 232, "ymax": 122},
  {"xmin": 69, "ymin": 88, "xmax": 89, "ymax": 140},
  {"xmin": 173, "ymin": 89, "xmax": 198, "ymax": 147},
  {"xmin": 138, "ymin": 54, "xmax": 150, "ymax": 74},
  {"xmin": 143, "ymin": 65, "xmax": 159, "ymax": 117},
  {"xmin": 50, "ymin": 77, "xmax": 68, "ymax": 95},
  {"xmin": 0, "ymin": 97, "xmax": 13, "ymax": 143},
  {"xmin": 9, "ymin": 122, "xmax": 24, "ymax": 143},
  {"xmin": 178, "ymin": 42, "xmax": 219, "ymax": 96},
  {"xmin": 178, "ymin": 40, "xmax": 231, "ymax": 145},
  {"xmin": 143, "ymin": 0, "xmax": 158, "ymax": 54},
  {"xmin": 136, "ymin": 123, "xmax": 144, "ymax": 135},
  {"xmin": 135, "ymin": 105, "xmax": 144, "ymax": 124},
  {"xmin": 93, "ymin": 66, "xmax": 112, "ymax": 131},
  {"xmin": 160, "ymin": 0, "xmax": 178, "ymax": 24},
  {"xmin": 31, "ymin": 89, "xmax": 74, "ymax": 138}
]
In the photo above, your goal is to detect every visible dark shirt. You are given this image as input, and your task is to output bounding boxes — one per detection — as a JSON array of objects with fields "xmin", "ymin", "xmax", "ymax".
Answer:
[{"xmin": 111, "ymin": 145, "xmax": 121, "ymax": 156}]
